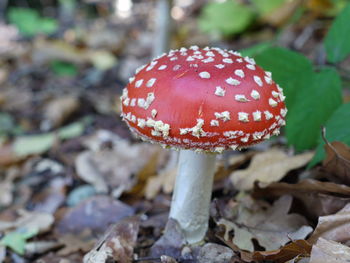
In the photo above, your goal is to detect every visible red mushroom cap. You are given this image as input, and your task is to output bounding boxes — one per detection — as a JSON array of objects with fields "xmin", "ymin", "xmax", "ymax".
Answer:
[{"xmin": 121, "ymin": 46, "xmax": 287, "ymax": 153}]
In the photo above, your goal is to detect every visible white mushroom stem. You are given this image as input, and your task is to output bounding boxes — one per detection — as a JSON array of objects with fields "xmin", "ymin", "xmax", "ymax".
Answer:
[{"xmin": 169, "ymin": 150, "xmax": 216, "ymax": 244}]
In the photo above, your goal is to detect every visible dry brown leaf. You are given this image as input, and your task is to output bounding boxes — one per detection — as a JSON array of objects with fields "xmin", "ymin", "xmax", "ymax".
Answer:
[
  {"xmin": 0, "ymin": 85, "xmax": 33, "ymax": 112},
  {"xmin": 32, "ymin": 38, "xmax": 116, "ymax": 70},
  {"xmin": 323, "ymin": 140, "xmax": 350, "ymax": 185},
  {"xmin": 0, "ymin": 210, "xmax": 54, "ymax": 234},
  {"xmin": 218, "ymin": 195, "xmax": 313, "ymax": 252},
  {"xmin": 310, "ymin": 238, "xmax": 350, "ymax": 263},
  {"xmin": 230, "ymin": 149, "xmax": 313, "ymax": 191},
  {"xmin": 308, "ymin": 203, "xmax": 350, "ymax": 244},
  {"xmin": 145, "ymin": 151, "xmax": 178, "ymax": 199},
  {"xmin": 43, "ymin": 96, "xmax": 80, "ymax": 128},
  {"xmin": 0, "ymin": 68, "xmax": 8, "ymax": 86},
  {"xmin": 262, "ymin": 0, "xmax": 302, "ymax": 26},
  {"xmin": 145, "ymin": 168, "xmax": 177, "ymax": 199},
  {"xmin": 57, "ymin": 230, "xmax": 96, "ymax": 256},
  {"xmin": 75, "ymin": 151, "xmax": 109, "ymax": 193},
  {"xmin": 56, "ymin": 196, "xmax": 134, "ymax": 235},
  {"xmin": 32, "ymin": 38, "xmax": 89, "ymax": 65},
  {"xmin": 0, "ymin": 144, "xmax": 23, "ymax": 167},
  {"xmin": 254, "ymin": 179, "xmax": 350, "ymax": 219},
  {"xmin": 83, "ymin": 216, "xmax": 140, "ymax": 263},
  {"xmin": 76, "ymin": 130, "xmax": 161, "ymax": 196},
  {"xmin": 242, "ymin": 240, "xmax": 312, "ymax": 263},
  {"xmin": 306, "ymin": 0, "xmax": 333, "ymax": 14}
]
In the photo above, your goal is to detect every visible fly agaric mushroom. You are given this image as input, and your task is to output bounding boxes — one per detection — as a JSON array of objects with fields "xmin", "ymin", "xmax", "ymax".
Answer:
[{"xmin": 121, "ymin": 46, "xmax": 287, "ymax": 244}]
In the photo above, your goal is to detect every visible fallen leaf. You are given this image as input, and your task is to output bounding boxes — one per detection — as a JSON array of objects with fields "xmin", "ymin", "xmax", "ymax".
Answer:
[
  {"xmin": 76, "ymin": 130, "xmax": 161, "ymax": 195},
  {"xmin": 57, "ymin": 230, "xmax": 96, "ymax": 256},
  {"xmin": 0, "ymin": 23, "xmax": 23, "ymax": 57},
  {"xmin": 30, "ymin": 177, "xmax": 67, "ymax": 214},
  {"xmin": 0, "ymin": 228, "xmax": 38, "ymax": 255},
  {"xmin": 0, "ymin": 85, "xmax": 32, "ymax": 113},
  {"xmin": 323, "ymin": 140, "xmax": 350, "ymax": 185},
  {"xmin": 260, "ymin": 0, "xmax": 302, "ymax": 26},
  {"xmin": 218, "ymin": 195, "xmax": 313, "ymax": 252},
  {"xmin": 308, "ymin": 203, "xmax": 350, "ymax": 244},
  {"xmin": 0, "ymin": 171, "xmax": 16, "ymax": 207},
  {"xmin": 230, "ymin": 149, "xmax": 314, "ymax": 191},
  {"xmin": 89, "ymin": 50, "xmax": 117, "ymax": 71},
  {"xmin": 83, "ymin": 216, "xmax": 140, "ymax": 263},
  {"xmin": 0, "ymin": 210, "xmax": 54, "ymax": 234},
  {"xmin": 145, "ymin": 151, "xmax": 178, "ymax": 199},
  {"xmin": 43, "ymin": 96, "xmax": 80, "ymax": 128},
  {"xmin": 0, "ymin": 246, "xmax": 5, "ymax": 263},
  {"xmin": 306, "ymin": 0, "xmax": 334, "ymax": 14},
  {"xmin": 56, "ymin": 196, "xmax": 134, "ymax": 235},
  {"xmin": 310, "ymin": 238, "xmax": 350, "ymax": 263},
  {"xmin": 25, "ymin": 241, "xmax": 61, "ymax": 256},
  {"xmin": 197, "ymin": 243, "xmax": 238, "ymax": 263},
  {"xmin": 13, "ymin": 120, "xmax": 87, "ymax": 157},
  {"xmin": 34, "ymin": 253, "xmax": 82, "ymax": 263},
  {"xmin": 254, "ymin": 179, "xmax": 350, "ymax": 219},
  {"xmin": 159, "ymin": 255, "xmax": 178, "ymax": 263},
  {"xmin": 245, "ymin": 240, "xmax": 312, "ymax": 263},
  {"xmin": 75, "ymin": 151, "xmax": 109, "ymax": 193},
  {"xmin": 32, "ymin": 38, "xmax": 116, "ymax": 70}
]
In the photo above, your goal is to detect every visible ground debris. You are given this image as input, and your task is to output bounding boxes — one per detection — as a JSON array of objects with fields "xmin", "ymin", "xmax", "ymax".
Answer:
[
  {"xmin": 56, "ymin": 195, "xmax": 134, "ymax": 235},
  {"xmin": 230, "ymin": 149, "xmax": 313, "ymax": 191},
  {"xmin": 83, "ymin": 216, "xmax": 140, "ymax": 263},
  {"xmin": 217, "ymin": 195, "xmax": 312, "ymax": 252},
  {"xmin": 310, "ymin": 238, "xmax": 350, "ymax": 263},
  {"xmin": 323, "ymin": 139, "xmax": 350, "ymax": 185}
]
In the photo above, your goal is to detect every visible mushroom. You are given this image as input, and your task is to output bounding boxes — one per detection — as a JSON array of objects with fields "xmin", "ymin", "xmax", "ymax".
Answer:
[{"xmin": 120, "ymin": 46, "xmax": 287, "ymax": 244}]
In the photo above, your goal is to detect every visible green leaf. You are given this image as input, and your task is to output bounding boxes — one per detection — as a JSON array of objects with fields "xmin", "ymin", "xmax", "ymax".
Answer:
[
  {"xmin": 285, "ymin": 68, "xmax": 342, "ymax": 151},
  {"xmin": 254, "ymin": 47, "xmax": 313, "ymax": 110},
  {"xmin": 7, "ymin": 7, "xmax": 58, "ymax": 37},
  {"xmin": 310, "ymin": 103, "xmax": 350, "ymax": 166},
  {"xmin": 324, "ymin": 4, "xmax": 350, "ymax": 63},
  {"xmin": 39, "ymin": 18, "xmax": 59, "ymax": 35},
  {"xmin": 7, "ymin": 8, "xmax": 39, "ymax": 37},
  {"xmin": 0, "ymin": 228, "xmax": 38, "ymax": 255},
  {"xmin": 239, "ymin": 42, "xmax": 272, "ymax": 57},
  {"xmin": 251, "ymin": 0, "xmax": 286, "ymax": 16},
  {"xmin": 50, "ymin": 60, "xmax": 78, "ymax": 77},
  {"xmin": 198, "ymin": 0, "xmax": 255, "ymax": 36}
]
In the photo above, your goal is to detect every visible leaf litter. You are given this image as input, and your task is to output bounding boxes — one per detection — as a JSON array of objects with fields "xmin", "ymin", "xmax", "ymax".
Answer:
[
  {"xmin": 1, "ymin": 1, "xmax": 350, "ymax": 262},
  {"xmin": 322, "ymin": 128, "xmax": 350, "ymax": 184},
  {"xmin": 217, "ymin": 195, "xmax": 312, "ymax": 252},
  {"xmin": 230, "ymin": 149, "xmax": 314, "ymax": 191}
]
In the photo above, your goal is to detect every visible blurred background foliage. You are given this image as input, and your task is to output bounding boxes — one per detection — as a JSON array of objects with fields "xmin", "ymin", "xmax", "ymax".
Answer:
[{"xmin": 1, "ymin": 0, "xmax": 350, "ymax": 165}]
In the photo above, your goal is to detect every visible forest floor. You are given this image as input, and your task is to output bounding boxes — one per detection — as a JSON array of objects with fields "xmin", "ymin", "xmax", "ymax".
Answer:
[{"xmin": 0, "ymin": 1, "xmax": 350, "ymax": 262}]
